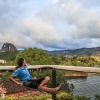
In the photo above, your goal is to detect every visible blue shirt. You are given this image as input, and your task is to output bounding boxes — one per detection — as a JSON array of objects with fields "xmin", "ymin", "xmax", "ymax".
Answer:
[{"xmin": 12, "ymin": 65, "xmax": 33, "ymax": 83}]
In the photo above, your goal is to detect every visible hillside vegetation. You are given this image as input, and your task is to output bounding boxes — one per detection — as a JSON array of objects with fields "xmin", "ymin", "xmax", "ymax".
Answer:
[
  {"xmin": 46, "ymin": 47, "xmax": 100, "ymax": 56},
  {"xmin": 0, "ymin": 51, "xmax": 18, "ymax": 61},
  {"xmin": 0, "ymin": 48, "xmax": 99, "ymax": 67}
]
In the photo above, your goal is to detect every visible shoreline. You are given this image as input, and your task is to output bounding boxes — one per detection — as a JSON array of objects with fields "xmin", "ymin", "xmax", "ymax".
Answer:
[{"xmin": 64, "ymin": 73, "xmax": 88, "ymax": 78}]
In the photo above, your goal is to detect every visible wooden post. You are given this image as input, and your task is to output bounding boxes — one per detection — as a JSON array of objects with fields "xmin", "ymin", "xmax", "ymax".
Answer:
[{"xmin": 52, "ymin": 68, "xmax": 56, "ymax": 100}]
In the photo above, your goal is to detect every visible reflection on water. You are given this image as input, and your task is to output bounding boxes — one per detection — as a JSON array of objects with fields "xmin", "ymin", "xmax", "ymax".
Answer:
[{"xmin": 67, "ymin": 74, "xmax": 100, "ymax": 100}]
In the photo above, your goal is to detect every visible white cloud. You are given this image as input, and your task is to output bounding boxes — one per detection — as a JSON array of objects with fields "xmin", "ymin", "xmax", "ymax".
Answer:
[
  {"xmin": 0, "ymin": 0, "xmax": 100, "ymax": 50},
  {"xmin": 36, "ymin": 0, "xmax": 100, "ymax": 49},
  {"xmin": 22, "ymin": 17, "xmax": 62, "ymax": 48}
]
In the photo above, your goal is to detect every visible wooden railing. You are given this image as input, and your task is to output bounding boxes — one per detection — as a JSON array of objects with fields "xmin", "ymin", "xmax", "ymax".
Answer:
[{"xmin": 0, "ymin": 65, "xmax": 100, "ymax": 73}]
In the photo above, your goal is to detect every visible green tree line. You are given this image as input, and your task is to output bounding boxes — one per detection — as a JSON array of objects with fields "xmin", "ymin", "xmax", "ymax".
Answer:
[{"xmin": 0, "ymin": 48, "xmax": 100, "ymax": 67}]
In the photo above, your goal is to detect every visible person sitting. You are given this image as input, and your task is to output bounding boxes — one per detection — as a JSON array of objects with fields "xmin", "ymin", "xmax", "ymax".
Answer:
[{"xmin": 9, "ymin": 58, "xmax": 62, "ymax": 93}]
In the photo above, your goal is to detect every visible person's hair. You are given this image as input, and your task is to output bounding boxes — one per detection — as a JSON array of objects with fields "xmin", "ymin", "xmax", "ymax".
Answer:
[{"xmin": 14, "ymin": 58, "xmax": 24, "ymax": 70}]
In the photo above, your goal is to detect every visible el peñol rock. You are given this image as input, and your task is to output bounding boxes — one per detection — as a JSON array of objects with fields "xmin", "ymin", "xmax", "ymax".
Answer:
[{"xmin": 1, "ymin": 43, "xmax": 17, "ymax": 52}]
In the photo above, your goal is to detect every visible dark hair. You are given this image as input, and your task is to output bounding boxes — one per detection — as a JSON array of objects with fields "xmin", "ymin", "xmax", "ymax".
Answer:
[{"xmin": 15, "ymin": 58, "xmax": 24, "ymax": 70}]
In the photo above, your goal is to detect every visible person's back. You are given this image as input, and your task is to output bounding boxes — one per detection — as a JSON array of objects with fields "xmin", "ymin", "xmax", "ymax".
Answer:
[{"xmin": 12, "ymin": 65, "xmax": 33, "ymax": 83}]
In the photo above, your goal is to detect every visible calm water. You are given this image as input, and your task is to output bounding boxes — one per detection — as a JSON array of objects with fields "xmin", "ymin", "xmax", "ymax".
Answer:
[{"xmin": 67, "ymin": 74, "xmax": 100, "ymax": 100}]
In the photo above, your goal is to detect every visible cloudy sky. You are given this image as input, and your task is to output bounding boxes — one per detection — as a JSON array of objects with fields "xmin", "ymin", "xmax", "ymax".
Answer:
[{"xmin": 0, "ymin": 0, "xmax": 100, "ymax": 51}]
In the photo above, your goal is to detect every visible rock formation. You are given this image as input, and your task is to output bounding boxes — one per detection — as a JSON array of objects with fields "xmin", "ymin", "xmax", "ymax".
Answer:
[{"xmin": 1, "ymin": 43, "xmax": 17, "ymax": 52}]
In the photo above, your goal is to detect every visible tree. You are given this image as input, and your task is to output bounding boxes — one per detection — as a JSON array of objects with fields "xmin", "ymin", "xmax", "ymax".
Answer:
[{"xmin": 15, "ymin": 48, "xmax": 53, "ymax": 65}]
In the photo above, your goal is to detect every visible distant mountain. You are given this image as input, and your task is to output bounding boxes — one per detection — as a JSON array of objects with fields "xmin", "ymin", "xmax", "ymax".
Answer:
[{"xmin": 45, "ymin": 47, "xmax": 100, "ymax": 56}]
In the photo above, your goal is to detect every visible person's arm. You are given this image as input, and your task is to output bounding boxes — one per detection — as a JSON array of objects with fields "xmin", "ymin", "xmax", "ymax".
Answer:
[{"xmin": 9, "ymin": 76, "xmax": 23, "ymax": 85}]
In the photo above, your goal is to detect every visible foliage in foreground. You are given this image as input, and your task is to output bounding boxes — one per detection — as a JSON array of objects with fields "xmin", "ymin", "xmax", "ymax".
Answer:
[
  {"xmin": 56, "ymin": 92, "xmax": 90, "ymax": 100},
  {"xmin": 0, "ymin": 92, "xmax": 90, "ymax": 100},
  {"xmin": 95, "ymin": 95, "xmax": 100, "ymax": 100}
]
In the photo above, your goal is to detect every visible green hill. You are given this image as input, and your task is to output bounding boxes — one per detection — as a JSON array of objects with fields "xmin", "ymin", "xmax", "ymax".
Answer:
[{"xmin": 0, "ymin": 51, "xmax": 19, "ymax": 61}]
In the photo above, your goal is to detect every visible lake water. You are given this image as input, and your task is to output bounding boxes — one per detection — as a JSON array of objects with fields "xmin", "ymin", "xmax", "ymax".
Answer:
[{"xmin": 67, "ymin": 74, "xmax": 100, "ymax": 100}]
